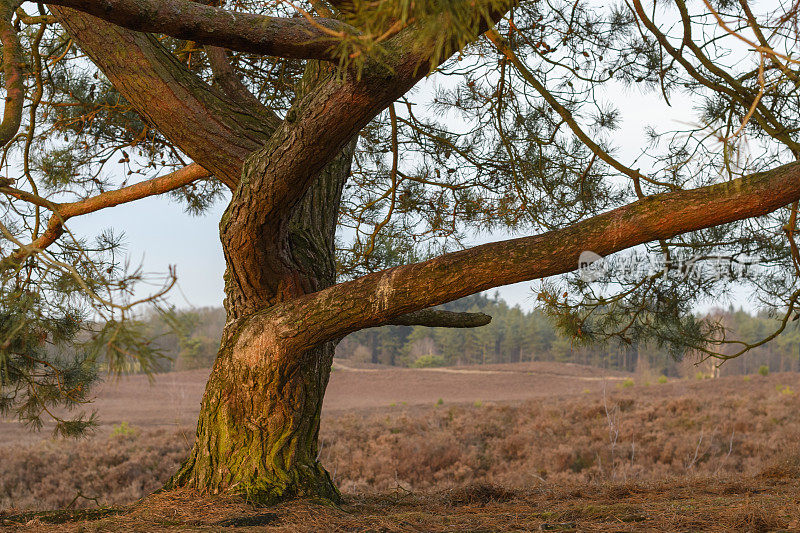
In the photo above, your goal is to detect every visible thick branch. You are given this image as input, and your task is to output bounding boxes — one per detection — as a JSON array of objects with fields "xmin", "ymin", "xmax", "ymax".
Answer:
[
  {"xmin": 47, "ymin": 0, "xmax": 356, "ymax": 61},
  {"xmin": 24, "ymin": 163, "xmax": 210, "ymax": 254},
  {"xmin": 229, "ymin": 161, "xmax": 800, "ymax": 362},
  {"xmin": 221, "ymin": 2, "xmax": 511, "ymax": 311},
  {"xmin": 386, "ymin": 310, "xmax": 492, "ymax": 328},
  {"xmin": 0, "ymin": 1, "xmax": 24, "ymax": 148},
  {"xmin": 50, "ymin": 6, "xmax": 278, "ymax": 188}
]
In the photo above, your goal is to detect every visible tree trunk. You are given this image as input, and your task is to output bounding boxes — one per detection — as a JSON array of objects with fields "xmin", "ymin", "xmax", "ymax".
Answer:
[
  {"xmin": 168, "ymin": 137, "xmax": 356, "ymax": 504},
  {"xmin": 169, "ymin": 340, "xmax": 338, "ymax": 503}
]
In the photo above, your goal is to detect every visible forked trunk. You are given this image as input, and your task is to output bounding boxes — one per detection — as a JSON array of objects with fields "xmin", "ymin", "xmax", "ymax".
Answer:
[{"xmin": 168, "ymin": 141, "xmax": 355, "ymax": 504}]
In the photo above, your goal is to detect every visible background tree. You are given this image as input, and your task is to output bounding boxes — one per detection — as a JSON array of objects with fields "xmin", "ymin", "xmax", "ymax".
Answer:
[{"xmin": 1, "ymin": 0, "xmax": 800, "ymax": 504}]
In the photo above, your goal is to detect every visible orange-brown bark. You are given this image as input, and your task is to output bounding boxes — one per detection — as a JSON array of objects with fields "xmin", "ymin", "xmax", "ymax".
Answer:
[
  {"xmin": 25, "ymin": 163, "xmax": 210, "ymax": 254},
  {"xmin": 233, "ymin": 161, "xmax": 800, "ymax": 360}
]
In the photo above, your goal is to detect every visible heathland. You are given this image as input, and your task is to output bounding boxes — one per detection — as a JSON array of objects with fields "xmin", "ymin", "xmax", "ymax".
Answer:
[{"xmin": 2, "ymin": 361, "xmax": 800, "ymax": 531}]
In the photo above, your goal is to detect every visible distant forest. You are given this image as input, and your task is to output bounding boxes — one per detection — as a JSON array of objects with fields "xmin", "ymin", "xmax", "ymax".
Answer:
[{"xmin": 139, "ymin": 294, "xmax": 800, "ymax": 378}]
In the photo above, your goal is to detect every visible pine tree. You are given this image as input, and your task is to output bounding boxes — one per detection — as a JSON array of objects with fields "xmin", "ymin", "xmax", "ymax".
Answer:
[{"xmin": 1, "ymin": 0, "xmax": 800, "ymax": 504}]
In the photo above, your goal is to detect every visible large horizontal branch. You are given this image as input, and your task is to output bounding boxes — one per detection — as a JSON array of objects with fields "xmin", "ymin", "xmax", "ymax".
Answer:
[
  {"xmin": 19, "ymin": 163, "xmax": 210, "ymax": 255},
  {"xmin": 386, "ymin": 310, "xmax": 492, "ymax": 328},
  {"xmin": 228, "ymin": 161, "xmax": 800, "ymax": 364},
  {"xmin": 47, "ymin": 0, "xmax": 357, "ymax": 62}
]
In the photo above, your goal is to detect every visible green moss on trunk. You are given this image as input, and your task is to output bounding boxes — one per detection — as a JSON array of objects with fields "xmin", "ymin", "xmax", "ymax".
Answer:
[{"xmin": 167, "ymin": 340, "xmax": 338, "ymax": 504}]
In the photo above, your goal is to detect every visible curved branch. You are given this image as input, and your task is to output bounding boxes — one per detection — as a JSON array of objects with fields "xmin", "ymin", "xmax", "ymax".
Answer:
[
  {"xmin": 24, "ymin": 163, "xmax": 210, "ymax": 255},
  {"xmin": 220, "ymin": 1, "xmax": 513, "ymax": 312},
  {"xmin": 229, "ymin": 160, "xmax": 800, "ymax": 362},
  {"xmin": 47, "ymin": 0, "xmax": 357, "ymax": 62},
  {"xmin": 0, "ymin": 1, "xmax": 25, "ymax": 148},
  {"xmin": 49, "ymin": 6, "xmax": 278, "ymax": 188},
  {"xmin": 386, "ymin": 310, "xmax": 492, "ymax": 328}
]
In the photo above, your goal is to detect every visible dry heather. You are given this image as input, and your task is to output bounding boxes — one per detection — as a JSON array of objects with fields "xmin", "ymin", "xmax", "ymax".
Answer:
[
  {"xmin": 5, "ymin": 476, "xmax": 800, "ymax": 532},
  {"xmin": 2, "ymin": 372, "xmax": 799, "ymax": 515},
  {"xmin": 324, "ymin": 372, "xmax": 800, "ymax": 492}
]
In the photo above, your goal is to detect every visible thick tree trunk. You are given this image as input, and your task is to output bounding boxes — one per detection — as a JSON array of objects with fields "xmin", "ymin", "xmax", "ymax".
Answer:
[
  {"xmin": 168, "ymin": 136, "xmax": 356, "ymax": 503},
  {"xmin": 168, "ymin": 340, "xmax": 338, "ymax": 503}
]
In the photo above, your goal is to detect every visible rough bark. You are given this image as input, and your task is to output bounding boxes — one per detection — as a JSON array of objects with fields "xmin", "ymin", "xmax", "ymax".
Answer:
[
  {"xmin": 218, "ymin": 38, "xmax": 449, "ymax": 315},
  {"xmin": 169, "ymin": 132, "xmax": 357, "ymax": 503},
  {"xmin": 167, "ymin": 338, "xmax": 339, "ymax": 503}
]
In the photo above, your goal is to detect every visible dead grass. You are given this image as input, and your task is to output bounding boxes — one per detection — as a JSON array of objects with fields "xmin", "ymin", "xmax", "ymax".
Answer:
[
  {"xmin": 4, "ymin": 475, "xmax": 800, "ymax": 532},
  {"xmin": 2, "ymin": 368, "xmax": 800, "ymax": 530}
]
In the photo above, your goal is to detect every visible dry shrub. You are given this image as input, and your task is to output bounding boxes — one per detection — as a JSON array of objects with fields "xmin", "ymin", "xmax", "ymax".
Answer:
[
  {"xmin": 758, "ymin": 449, "xmax": 800, "ymax": 480},
  {"xmin": 3, "ymin": 372, "xmax": 800, "ymax": 512},
  {"xmin": 325, "ymin": 373, "xmax": 800, "ymax": 492},
  {"xmin": 444, "ymin": 482, "xmax": 515, "ymax": 506},
  {"xmin": 0, "ymin": 429, "xmax": 189, "ymax": 510}
]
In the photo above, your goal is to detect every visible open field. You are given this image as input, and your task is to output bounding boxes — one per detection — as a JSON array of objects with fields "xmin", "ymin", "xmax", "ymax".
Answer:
[
  {"xmin": 0, "ymin": 360, "xmax": 633, "ymax": 445},
  {"xmin": 3, "ymin": 362, "xmax": 800, "ymax": 531}
]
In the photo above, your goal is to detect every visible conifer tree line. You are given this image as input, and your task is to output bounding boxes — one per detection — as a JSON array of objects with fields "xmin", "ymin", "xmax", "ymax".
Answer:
[{"xmin": 140, "ymin": 296, "xmax": 800, "ymax": 378}]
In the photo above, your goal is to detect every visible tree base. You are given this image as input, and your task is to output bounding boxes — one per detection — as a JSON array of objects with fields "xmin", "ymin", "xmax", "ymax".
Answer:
[{"xmin": 166, "ymin": 453, "xmax": 340, "ymax": 506}]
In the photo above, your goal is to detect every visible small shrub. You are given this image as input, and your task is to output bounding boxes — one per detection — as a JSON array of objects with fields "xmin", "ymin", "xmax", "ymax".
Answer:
[
  {"xmin": 412, "ymin": 355, "xmax": 446, "ymax": 368},
  {"xmin": 657, "ymin": 375, "xmax": 668, "ymax": 384},
  {"xmin": 758, "ymin": 365, "xmax": 770, "ymax": 377},
  {"xmin": 779, "ymin": 386, "xmax": 795, "ymax": 396},
  {"xmin": 473, "ymin": 400, "xmax": 483, "ymax": 408},
  {"xmin": 619, "ymin": 378, "xmax": 635, "ymax": 388},
  {"xmin": 569, "ymin": 453, "xmax": 594, "ymax": 473},
  {"xmin": 111, "ymin": 422, "xmax": 135, "ymax": 437},
  {"xmin": 436, "ymin": 398, "xmax": 444, "ymax": 406},
  {"xmin": 446, "ymin": 483, "xmax": 514, "ymax": 505},
  {"xmin": 760, "ymin": 452, "xmax": 800, "ymax": 480},
  {"xmin": 743, "ymin": 376, "xmax": 751, "ymax": 382}
]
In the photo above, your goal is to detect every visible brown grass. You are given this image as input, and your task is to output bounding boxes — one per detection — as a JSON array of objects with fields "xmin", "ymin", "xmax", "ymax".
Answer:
[
  {"xmin": 4, "ymin": 476, "xmax": 800, "ymax": 532},
  {"xmin": 2, "ymin": 365, "xmax": 800, "ymax": 530},
  {"xmin": 0, "ymin": 361, "xmax": 631, "ymax": 446}
]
